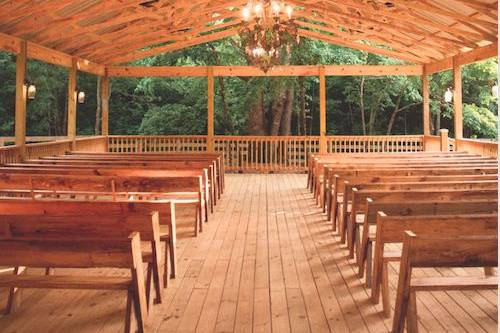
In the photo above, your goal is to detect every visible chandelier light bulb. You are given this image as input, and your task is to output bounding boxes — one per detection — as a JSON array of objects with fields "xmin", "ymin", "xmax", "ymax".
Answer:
[
  {"xmin": 254, "ymin": 2, "xmax": 263, "ymax": 17},
  {"xmin": 242, "ymin": 6, "xmax": 251, "ymax": 21},
  {"xmin": 285, "ymin": 5, "xmax": 293, "ymax": 19},
  {"xmin": 271, "ymin": 1, "xmax": 281, "ymax": 17}
]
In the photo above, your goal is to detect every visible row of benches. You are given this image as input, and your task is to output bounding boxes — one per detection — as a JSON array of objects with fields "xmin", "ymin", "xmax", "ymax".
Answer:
[
  {"xmin": 307, "ymin": 151, "xmax": 498, "ymax": 332},
  {"xmin": 0, "ymin": 151, "xmax": 225, "ymax": 332}
]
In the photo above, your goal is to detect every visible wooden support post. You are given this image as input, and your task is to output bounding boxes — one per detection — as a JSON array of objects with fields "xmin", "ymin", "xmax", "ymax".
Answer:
[
  {"xmin": 453, "ymin": 57, "xmax": 463, "ymax": 139},
  {"xmin": 15, "ymin": 41, "xmax": 27, "ymax": 161},
  {"xmin": 319, "ymin": 66, "xmax": 327, "ymax": 153},
  {"xmin": 422, "ymin": 74, "xmax": 430, "ymax": 136},
  {"xmin": 207, "ymin": 66, "xmax": 215, "ymax": 153},
  {"xmin": 439, "ymin": 129, "xmax": 449, "ymax": 152},
  {"xmin": 101, "ymin": 73, "xmax": 110, "ymax": 152},
  {"xmin": 67, "ymin": 58, "xmax": 77, "ymax": 149},
  {"xmin": 101, "ymin": 74, "xmax": 110, "ymax": 137}
]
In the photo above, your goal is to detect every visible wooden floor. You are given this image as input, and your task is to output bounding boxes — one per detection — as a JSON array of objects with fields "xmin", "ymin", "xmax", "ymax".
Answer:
[{"xmin": 0, "ymin": 174, "xmax": 497, "ymax": 333}]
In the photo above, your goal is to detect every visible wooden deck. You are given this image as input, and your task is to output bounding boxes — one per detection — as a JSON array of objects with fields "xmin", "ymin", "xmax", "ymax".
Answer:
[{"xmin": 0, "ymin": 174, "xmax": 497, "ymax": 333}]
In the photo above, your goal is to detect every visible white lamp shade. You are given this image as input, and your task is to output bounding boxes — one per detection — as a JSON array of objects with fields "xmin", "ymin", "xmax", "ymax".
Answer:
[
  {"xmin": 27, "ymin": 84, "xmax": 36, "ymax": 100},
  {"xmin": 77, "ymin": 91, "xmax": 85, "ymax": 104},
  {"xmin": 444, "ymin": 88, "xmax": 453, "ymax": 103},
  {"xmin": 492, "ymin": 85, "xmax": 498, "ymax": 99}
]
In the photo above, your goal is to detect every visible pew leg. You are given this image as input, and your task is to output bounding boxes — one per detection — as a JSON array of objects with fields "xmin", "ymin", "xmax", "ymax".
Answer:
[
  {"xmin": 355, "ymin": 226, "xmax": 361, "ymax": 266},
  {"xmin": 163, "ymin": 241, "xmax": 170, "ymax": 288},
  {"xmin": 407, "ymin": 291, "xmax": 418, "ymax": 333},
  {"xmin": 45, "ymin": 267, "xmax": 54, "ymax": 275},
  {"xmin": 131, "ymin": 274, "xmax": 147, "ymax": 333},
  {"xmin": 5, "ymin": 266, "xmax": 26, "ymax": 315},
  {"xmin": 169, "ymin": 236, "xmax": 177, "ymax": 280},
  {"xmin": 151, "ymin": 258, "xmax": 162, "ymax": 305},
  {"xmin": 365, "ymin": 243, "xmax": 373, "ymax": 288},
  {"xmin": 382, "ymin": 261, "xmax": 391, "ymax": 318},
  {"xmin": 145, "ymin": 264, "xmax": 153, "ymax": 310},
  {"xmin": 125, "ymin": 290, "xmax": 133, "ymax": 333}
]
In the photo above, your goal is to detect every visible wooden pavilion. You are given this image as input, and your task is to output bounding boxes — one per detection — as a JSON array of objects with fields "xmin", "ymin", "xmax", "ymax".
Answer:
[{"xmin": 0, "ymin": 1, "xmax": 498, "ymax": 332}]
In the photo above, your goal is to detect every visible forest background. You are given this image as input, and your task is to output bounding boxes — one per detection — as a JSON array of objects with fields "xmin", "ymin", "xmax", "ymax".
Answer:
[{"xmin": 0, "ymin": 37, "xmax": 497, "ymax": 139}]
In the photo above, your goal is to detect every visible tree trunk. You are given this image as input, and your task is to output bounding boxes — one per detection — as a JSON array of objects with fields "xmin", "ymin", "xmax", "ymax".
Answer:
[
  {"xmin": 270, "ymin": 89, "xmax": 286, "ymax": 136},
  {"xmin": 360, "ymin": 77, "xmax": 366, "ymax": 135},
  {"xmin": 280, "ymin": 87, "xmax": 294, "ymax": 135},
  {"xmin": 436, "ymin": 106, "xmax": 441, "ymax": 134},
  {"xmin": 299, "ymin": 77, "xmax": 306, "ymax": 135},
  {"xmin": 218, "ymin": 76, "xmax": 234, "ymax": 134},
  {"xmin": 95, "ymin": 77, "xmax": 102, "ymax": 135},
  {"xmin": 248, "ymin": 89, "xmax": 266, "ymax": 135}
]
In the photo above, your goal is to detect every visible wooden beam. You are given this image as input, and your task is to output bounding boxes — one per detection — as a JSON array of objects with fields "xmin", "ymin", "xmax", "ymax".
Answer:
[
  {"xmin": 0, "ymin": 32, "xmax": 105, "ymax": 76},
  {"xmin": 453, "ymin": 57, "xmax": 463, "ymax": 139},
  {"xmin": 67, "ymin": 58, "xmax": 77, "ymax": 145},
  {"xmin": 422, "ymin": 74, "xmax": 430, "ymax": 136},
  {"xmin": 424, "ymin": 44, "xmax": 498, "ymax": 75},
  {"xmin": 15, "ymin": 40, "xmax": 27, "ymax": 160},
  {"xmin": 108, "ymin": 65, "xmax": 424, "ymax": 77},
  {"xmin": 101, "ymin": 73, "xmax": 110, "ymax": 137},
  {"xmin": 319, "ymin": 66, "xmax": 327, "ymax": 154},
  {"xmin": 207, "ymin": 67, "xmax": 215, "ymax": 153}
]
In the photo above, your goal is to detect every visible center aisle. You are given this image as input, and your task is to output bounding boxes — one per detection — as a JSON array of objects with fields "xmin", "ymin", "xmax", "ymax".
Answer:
[{"xmin": 149, "ymin": 174, "xmax": 496, "ymax": 333}]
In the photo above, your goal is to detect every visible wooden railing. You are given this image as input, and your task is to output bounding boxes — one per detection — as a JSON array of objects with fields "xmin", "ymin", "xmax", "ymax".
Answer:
[
  {"xmin": 327, "ymin": 135, "xmax": 423, "ymax": 153},
  {"xmin": 455, "ymin": 138, "xmax": 498, "ymax": 158},
  {"xmin": 25, "ymin": 139, "xmax": 74, "ymax": 160},
  {"xmin": 0, "ymin": 145, "xmax": 21, "ymax": 164},
  {"xmin": 74, "ymin": 136, "xmax": 108, "ymax": 152},
  {"xmin": 109, "ymin": 135, "xmax": 426, "ymax": 172},
  {"xmin": 423, "ymin": 135, "xmax": 442, "ymax": 151}
]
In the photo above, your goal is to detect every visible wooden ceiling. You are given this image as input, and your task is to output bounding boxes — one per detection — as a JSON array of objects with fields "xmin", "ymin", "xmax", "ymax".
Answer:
[{"xmin": 0, "ymin": 0, "xmax": 497, "ymax": 66}]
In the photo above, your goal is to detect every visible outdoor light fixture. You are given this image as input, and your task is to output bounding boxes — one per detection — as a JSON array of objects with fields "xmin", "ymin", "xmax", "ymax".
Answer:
[
  {"xmin": 444, "ymin": 87, "xmax": 453, "ymax": 103},
  {"xmin": 25, "ymin": 82, "xmax": 36, "ymax": 100},
  {"xmin": 76, "ymin": 89, "xmax": 86, "ymax": 104},
  {"xmin": 492, "ymin": 84, "xmax": 498, "ymax": 99}
]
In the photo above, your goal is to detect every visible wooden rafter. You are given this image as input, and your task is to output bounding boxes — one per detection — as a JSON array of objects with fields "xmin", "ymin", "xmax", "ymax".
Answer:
[{"xmin": 0, "ymin": 0, "xmax": 496, "ymax": 66}]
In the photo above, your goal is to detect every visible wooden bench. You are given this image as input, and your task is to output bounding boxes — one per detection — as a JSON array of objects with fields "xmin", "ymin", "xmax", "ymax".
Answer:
[
  {"xmin": 357, "ymin": 199, "xmax": 498, "ymax": 286},
  {"xmin": 343, "ymin": 180, "xmax": 498, "ymax": 253},
  {"xmin": 0, "ymin": 198, "xmax": 176, "ymax": 284},
  {"xmin": 0, "ymin": 233, "xmax": 148, "ymax": 333},
  {"xmin": 392, "ymin": 232, "xmax": 497, "ymax": 333},
  {"xmin": 371, "ymin": 213, "xmax": 497, "ymax": 318}
]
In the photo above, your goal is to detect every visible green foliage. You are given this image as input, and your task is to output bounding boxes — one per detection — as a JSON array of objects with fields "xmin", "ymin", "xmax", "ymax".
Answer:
[{"xmin": 0, "ymin": 42, "xmax": 497, "ymax": 139}]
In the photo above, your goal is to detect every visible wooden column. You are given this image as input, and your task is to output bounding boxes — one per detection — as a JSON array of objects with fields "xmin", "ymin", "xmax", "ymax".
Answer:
[
  {"xmin": 207, "ymin": 66, "xmax": 215, "ymax": 152},
  {"xmin": 15, "ymin": 41, "xmax": 27, "ymax": 160},
  {"xmin": 422, "ymin": 74, "xmax": 430, "ymax": 135},
  {"xmin": 67, "ymin": 58, "xmax": 77, "ymax": 148},
  {"xmin": 452, "ymin": 57, "xmax": 463, "ymax": 139},
  {"xmin": 101, "ymin": 74, "xmax": 110, "ymax": 136},
  {"xmin": 319, "ymin": 66, "xmax": 327, "ymax": 153},
  {"xmin": 439, "ymin": 129, "xmax": 449, "ymax": 152}
]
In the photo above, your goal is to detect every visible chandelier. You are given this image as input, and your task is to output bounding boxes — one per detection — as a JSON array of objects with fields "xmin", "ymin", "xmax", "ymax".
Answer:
[{"xmin": 239, "ymin": 1, "xmax": 299, "ymax": 72}]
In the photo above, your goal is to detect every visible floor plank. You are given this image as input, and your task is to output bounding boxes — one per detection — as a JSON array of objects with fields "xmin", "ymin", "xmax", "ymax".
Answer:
[{"xmin": 0, "ymin": 174, "xmax": 497, "ymax": 333}]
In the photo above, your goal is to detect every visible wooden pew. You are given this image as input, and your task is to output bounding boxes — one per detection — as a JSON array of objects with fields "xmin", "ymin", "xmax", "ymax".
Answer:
[
  {"xmin": 343, "ymin": 180, "xmax": 498, "ymax": 253},
  {"xmin": 316, "ymin": 159, "xmax": 497, "ymax": 204},
  {"xmin": 23, "ymin": 158, "xmax": 219, "ymax": 205},
  {"xmin": 0, "ymin": 233, "xmax": 149, "ymax": 333},
  {"xmin": 1, "ymin": 165, "xmax": 214, "ymax": 219},
  {"xmin": 327, "ymin": 167, "xmax": 498, "ymax": 226},
  {"xmin": 56, "ymin": 151, "xmax": 225, "ymax": 195},
  {"xmin": 0, "ymin": 172, "xmax": 205, "ymax": 234},
  {"xmin": 0, "ymin": 211, "xmax": 165, "ymax": 313},
  {"xmin": 371, "ymin": 213, "xmax": 497, "ymax": 318},
  {"xmin": 308, "ymin": 152, "xmax": 483, "ymax": 191},
  {"xmin": 357, "ymin": 199, "xmax": 498, "ymax": 286},
  {"xmin": 392, "ymin": 232, "xmax": 497, "ymax": 333},
  {"xmin": 328, "ymin": 172, "xmax": 497, "ymax": 226},
  {"xmin": 0, "ymin": 198, "xmax": 177, "ymax": 284},
  {"xmin": 307, "ymin": 151, "xmax": 475, "ymax": 190}
]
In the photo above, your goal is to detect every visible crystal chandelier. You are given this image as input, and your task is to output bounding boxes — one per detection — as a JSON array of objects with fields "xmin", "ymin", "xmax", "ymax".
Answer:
[{"xmin": 239, "ymin": 1, "xmax": 299, "ymax": 72}]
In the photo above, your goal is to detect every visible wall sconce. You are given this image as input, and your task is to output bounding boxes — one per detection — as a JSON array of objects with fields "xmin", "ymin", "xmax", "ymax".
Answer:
[
  {"xmin": 76, "ymin": 89, "xmax": 85, "ymax": 104},
  {"xmin": 492, "ymin": 84, "xmax": 498, "ymax": 99},
  {"xmin": 444, "ymin": 87, "xmax": 453, "ymax": 103},
  {"xmin": 25, "ymin": 82, "xmax": 36, "ymax": 100}
]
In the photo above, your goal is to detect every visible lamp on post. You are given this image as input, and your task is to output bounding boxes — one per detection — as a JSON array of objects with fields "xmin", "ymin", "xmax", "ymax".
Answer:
[
  {"xmin": 25, "ymin": 81, "xmax": 36, "ymax": 100},
  {"xmin": 444, "ymin": 87, "xmax": 453, "ymax": 103},
  {"xmin": 76, "ymin": 89, "xmax": 85, "ymax": 104},
  {"xmin": 492, "ymin": 83, "xmax": 498, "ymax": 99}
]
